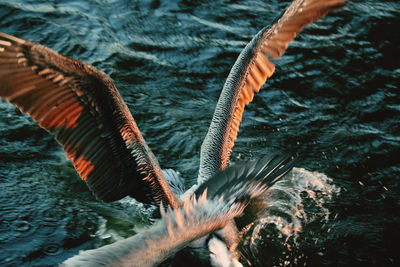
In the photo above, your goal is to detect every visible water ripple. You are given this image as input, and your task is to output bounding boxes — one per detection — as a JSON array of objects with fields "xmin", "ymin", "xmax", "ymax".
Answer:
[{"xmin": 0, "ymin": 0, "xmax": 399, "ymax": 266}]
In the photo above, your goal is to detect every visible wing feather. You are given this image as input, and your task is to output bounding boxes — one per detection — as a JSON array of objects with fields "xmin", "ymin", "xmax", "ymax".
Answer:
[
  {"xmin": 0, "ymin": 32, "xmax": 180, "ymax": 207},
  {"xmin": 198, "ymin": 0, "xmax": 346, "ymax": 183},
  {"xmin": 195, "ymin": 154, "xmax": 295, "ymax": 203}
]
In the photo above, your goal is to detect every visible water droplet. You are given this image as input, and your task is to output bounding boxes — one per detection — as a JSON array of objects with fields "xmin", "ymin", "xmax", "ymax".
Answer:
[
  {"xmin": 38, "ymin": 219, "xmax": 59, "ymax": 237},
  {"xmin": 11, "ymin": 220, "xmax": 33, "ymax": 234},
  {"xmin": 44, "ymin": 243, "xmax": 63, "ymax": 256}
]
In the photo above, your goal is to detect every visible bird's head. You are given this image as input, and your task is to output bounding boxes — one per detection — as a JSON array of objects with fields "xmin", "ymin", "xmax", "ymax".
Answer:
[
  {"xmin": 207, "ymin": 232, "xmax": 243, "ymax": 267},
  {"xmin": 163, "ymin": 228, "xmax": 243, "ymax": 267}
]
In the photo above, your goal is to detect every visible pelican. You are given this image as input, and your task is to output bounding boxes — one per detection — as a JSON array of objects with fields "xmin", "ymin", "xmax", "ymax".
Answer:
[{"xmin": 0, "ymin": 0, "xmax": 346, "ymax": 266}]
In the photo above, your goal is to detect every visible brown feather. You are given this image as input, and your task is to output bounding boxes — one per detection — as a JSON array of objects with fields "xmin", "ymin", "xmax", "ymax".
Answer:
[{"xmin": 0, "ymin": 32, "xmax": 181, "ymax": 206}]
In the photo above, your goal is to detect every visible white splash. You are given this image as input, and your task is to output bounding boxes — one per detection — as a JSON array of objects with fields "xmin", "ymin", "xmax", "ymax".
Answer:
[{"xmin": 242, "ymin": 167, "xmax": 341, "ymax": 265}]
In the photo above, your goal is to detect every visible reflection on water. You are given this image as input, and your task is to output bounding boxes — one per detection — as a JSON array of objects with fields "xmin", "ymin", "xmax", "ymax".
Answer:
[{"xmin": 0, "ymin": 0, "xmax": 399, "ymax": 266}]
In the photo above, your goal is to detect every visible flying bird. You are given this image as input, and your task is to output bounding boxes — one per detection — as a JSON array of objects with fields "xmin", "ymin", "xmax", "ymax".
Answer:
[{"xmin": 0, "ymin": 0, "xmax": 346, "ymax": 266}]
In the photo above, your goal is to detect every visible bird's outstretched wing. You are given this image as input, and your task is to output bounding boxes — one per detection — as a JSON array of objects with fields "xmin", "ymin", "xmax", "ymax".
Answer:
[
  {"xmin": 198, "ymin": 0, "xmax": 347, "ymax": 183},
  {"xmin": 0, "ymin": 32, "xmax": 180, "ymax": 207}
]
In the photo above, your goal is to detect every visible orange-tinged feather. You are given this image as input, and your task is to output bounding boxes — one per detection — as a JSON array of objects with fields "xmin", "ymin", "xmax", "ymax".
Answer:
[
  {"xmin": 261, "ymin": 45, "xmax": 280, "ymax": 59},
  {"xmin": 31, "ymin": 88, "xmax": 72, "ymax": 120},
  {"xmin": 231, "ymin": 119, "xmax": 239, "ymax": 134},
  {"xmin": 250, "ymin": 65, "xmax": 267, "ymax": 89},
  {"xmin": 64, "ymin": 105, "xmax": 83, "ymax": 129},
  {"xmin": 81, "ymin": 164, "xmax": 95, "ymax": 180},
  {"xmin": 254, "ymin": 55, "xmax": 273, "ymax": 82},
  {"xmin": 72, "ymin": 156, "xmax": 94, "ymax": 181},
  {"xmin": 263, "ymin": 56, "xmax": 276, "ymax": 76},
  {"xmin": 246, "ymin": 73, "xmax": 257, "ymax": 90},
  {"xmin": 241, "ymin": 83, "xmax": 253, "ymax": 104},
  {"xmin": 41, "ymin": 99, "xmax": 80, "ymax": 129}
]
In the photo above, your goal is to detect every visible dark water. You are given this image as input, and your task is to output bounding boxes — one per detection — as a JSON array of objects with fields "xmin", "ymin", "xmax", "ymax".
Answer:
[{"xmin": 0, "ymin": 0, "xmax": 399, "ymax": 266}]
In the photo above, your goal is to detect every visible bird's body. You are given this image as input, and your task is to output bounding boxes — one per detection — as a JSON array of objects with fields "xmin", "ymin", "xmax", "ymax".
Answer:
[{"xmin": 0, "ymin": 0, "xmax": 347, "ymax": 266}]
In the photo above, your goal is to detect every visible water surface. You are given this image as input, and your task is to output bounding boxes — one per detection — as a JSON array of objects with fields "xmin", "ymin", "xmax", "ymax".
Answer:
[{"xmin": 0, "ymin": 0, "xmax": 399, "ymax": 266}]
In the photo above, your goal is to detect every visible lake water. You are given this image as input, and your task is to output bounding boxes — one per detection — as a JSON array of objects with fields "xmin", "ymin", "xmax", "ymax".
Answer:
[{"xmin": 0, "ymin": 0, "xmax": 399, "ymax": 266}]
